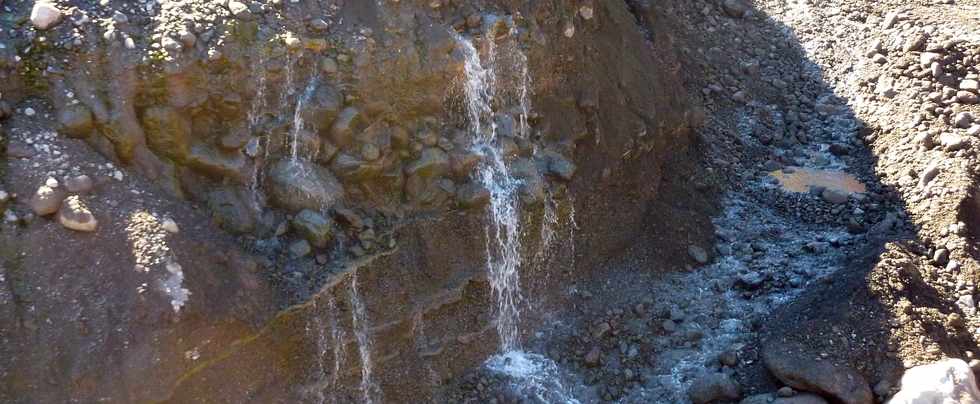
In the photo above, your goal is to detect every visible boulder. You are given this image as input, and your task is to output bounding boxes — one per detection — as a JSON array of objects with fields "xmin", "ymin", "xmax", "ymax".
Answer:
[
  {"xmin": 762, "ymin": 344, "xmax": 872, "ymax": 404},
  {"xmin": 31, "ymin": 2, "xmax": 63, "ymax": 30},
  {"xmin": 291, "ymin": 210, "xmax": 335, "ymax": 248},
  {"xmin": 887, "ymin": 359, "xmax": 980, "ymax": 404},
  {"xmin": 57, "ymin": 104, "xmax": 94, "ymax": 138},
  {"xmin": 331, "ymin": 153, "xmax": 384, "ymax": 182},
  {"xmin": 30, "ymin": 185, "xmax": 67, "ymax": 216},
  {"xmin": 329, "ymin": 107, "xmax": 362, "ymax": 147},
  {"xmin": 541, "ymin": 150, "xmax": 576, "ymax": 181},
  {"xmin": 689, "ymin": 372, "xmax": 741, "ymax": 404},
  {"xmin": 206, "ymin": 187, "xmax": 256, "ymax": 234},
  {"xmin": 185, "ymin": 145, "xmax": 248, "ymax": 182},
  {"xmin": 300, "ymin": 83, "xmax": 343, "ymax": 130},
  {"xmin": 58, "ymin": 196, "xmax": 97, "ymax": 232},
  {"xmin": 456, "ymin": 182, "xmax": 491, "ymax": 209},
  {"xmin": 405, "ymin": 148, "xmax": 450, "ymax": 179},
  {"xmin": 267, "ymin": 160, "xmax": 345, "ymax": 212}
]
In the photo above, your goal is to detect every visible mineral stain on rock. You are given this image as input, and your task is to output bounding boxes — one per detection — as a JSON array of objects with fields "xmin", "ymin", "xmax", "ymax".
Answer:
[{"xmin": 769, "ymin": 167, "xmax": 867, "ymax": 195}]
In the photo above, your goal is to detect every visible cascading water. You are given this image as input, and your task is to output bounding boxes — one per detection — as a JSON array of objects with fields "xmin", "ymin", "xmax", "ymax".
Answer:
[
  {"xmin": 455, "ymin": 25, "xmax": 580, "ymax": 403},
  {"xmin": 349, "ymin": 271, "xmax": 382, "ymax": 404}
]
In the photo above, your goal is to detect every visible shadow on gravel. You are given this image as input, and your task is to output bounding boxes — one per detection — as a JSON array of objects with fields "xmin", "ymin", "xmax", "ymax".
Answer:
[{"xmin": 676, "ymin": 0, "xmax": 980, "ymax": 398}]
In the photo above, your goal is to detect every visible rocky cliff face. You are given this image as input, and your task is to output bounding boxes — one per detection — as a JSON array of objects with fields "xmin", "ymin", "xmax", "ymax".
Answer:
[{"xmin": 0, "ymin": 0, "xmax": 694, "ymax": 402}]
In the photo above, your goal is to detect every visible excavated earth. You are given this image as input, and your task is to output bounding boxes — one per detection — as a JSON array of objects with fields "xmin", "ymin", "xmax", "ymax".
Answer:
[{"xmin": 1, "ymin": 0, "xmax": 980, "ymax": 403}]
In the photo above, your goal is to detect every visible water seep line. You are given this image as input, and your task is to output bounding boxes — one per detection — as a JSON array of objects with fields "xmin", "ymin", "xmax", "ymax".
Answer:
[
  {"xmin": 349, "ymin": 270, "xmax": 382, "ymax": 404},
  {"xmin": 290, "ymin": 73, "xmax": 320, "ymax": 163}
]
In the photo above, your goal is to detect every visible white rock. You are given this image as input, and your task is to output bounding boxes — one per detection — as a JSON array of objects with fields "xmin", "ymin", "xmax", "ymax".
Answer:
[
  {"xmin": 579, "ymin": 6, "xmax": 594, "ymax": 20},
  {"xmin": 30, "ymin": 2, "xmax": 63, "ymax": 30},
  {"xmin": 161, "ymin": 218, "xmax": 180, "ymax": 234},
  {"xmin": 957, "ymin": 295, "xmax": 976, "ymax": 315},
  {"xmin": 962, "ymin": 79, "xmax": 980, "ymax": 93},
  {"xmin": 45, "ymin": 177, "xmax": 59, "ymax": 188},
  {"xmin": 888, "ymin": 359, "xmax": 980, "ymax": 404},
  {"xmin": 24, "ymin": 107, "xmax": 36, "ymax": 117}
]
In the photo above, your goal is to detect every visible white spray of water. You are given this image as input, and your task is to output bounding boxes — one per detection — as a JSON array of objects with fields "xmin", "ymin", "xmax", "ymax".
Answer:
[{"xmin": 349, "ymin": 271, "xmax": 382, "ymax": 404}]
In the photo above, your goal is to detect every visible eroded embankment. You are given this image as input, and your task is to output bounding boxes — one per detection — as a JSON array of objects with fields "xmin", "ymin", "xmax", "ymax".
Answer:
[{"xmin": 0, "ymin": 1, "xmax": 697, "ymax": 403}]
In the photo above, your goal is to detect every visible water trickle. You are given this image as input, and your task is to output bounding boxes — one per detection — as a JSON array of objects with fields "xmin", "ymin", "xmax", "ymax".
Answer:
[
  {"xmin": 306, "ymin": 294, "xmax": 348, "ymax": 404},
  {"xmin": 248, "ymin": 56, "xmax": 269, "ymax": 210},
  {"xmin": 291, "ymin": 74, "xmax": 319, "ymax": 162},
  {"xmin": 349, "ymin": 271, "xmax": 381, "ymax": 404}
]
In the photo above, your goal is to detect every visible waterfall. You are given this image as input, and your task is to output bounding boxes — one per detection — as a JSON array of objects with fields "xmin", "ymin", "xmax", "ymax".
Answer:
[
  {"xmin": 457, "ymin": 32, "xmax": 525, "ymax": 352},
  {"xmin": 349, "ymin": 271, "xmax": 382, "ymax": 404},
  {"xmin": 455, "ymin": 27, "xmax": 581, "ymax": 403}
]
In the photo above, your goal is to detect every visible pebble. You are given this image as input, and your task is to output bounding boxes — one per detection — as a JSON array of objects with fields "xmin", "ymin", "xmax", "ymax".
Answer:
[
  {"xmin": 30, "ymin": 185, "xmax": 66, "ymax": 216},
  {"xmin": 161, "ymin": 218, "xmax": 180, "ymax": 234},
  {"xmin": 688, "ymin": 245, "xmax": 709, "ymax": 264},
  {"xmin": 65, "ymin": 175, "xmax": 93, "ymax": 193}
]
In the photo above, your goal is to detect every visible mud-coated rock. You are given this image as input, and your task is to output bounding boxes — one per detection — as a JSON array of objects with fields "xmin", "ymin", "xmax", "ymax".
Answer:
[
  {"xmin": 887, "ymin": 359, "xmax": 980, "ymax": 404},
  {"xmin": 291, "ymin": 210, "xmax": 334, "ymax": 248},
  {"xmin": 58, "ymin": 196, "xmax": 97, "ymax": 232},
  {"xmin": 57, "ymin": 104, "xmax": 94, "ymax": 138},
  {"xmin": 30, "ymin": 185, "xmax": 67, "ymax": 216},
  {"xmin": 301, "ymin": 83, "xmax": 343, "ymax": 130},
  {"xmin": 405, "ymin": 148, "xmax": 450, "ymax": 179},
  {"xmin": 510, "ymin": 158, "xmax": 546, "ymax": 204},
  {"xmin": 329, "ymin": 107, "xmax": 362, "ymax": 147},
  {"xmin": 142, "ymin": 106, "xmax": 192, "ymax": 162},
  {"xmin": 541, "ymin": 150, "xmax": 576, "ymax": 181},
  {"xmin": 762, "ymin": 344, "xmax": 872, "ymax": 404},
  {"xmin": 267, "ymin": 160, "xmax": 345, "ymax": 212},
  {"xmin": 207, "ymin": 187, "xmax": 256, "ymax": 234},
  {"xmin": 456, "ymin": 182, "xmax": 490, "ymax": 209},
  {"xmin": 689, "ymin": 372, "xmax": 741, "ymax": 404},
  {"xmin": 331, "ymin": 153, "xmax": 384, "ymax": 182},
  {"xmin": 186, "ymin": 145, "xmax": 247, "ymax": 182}
]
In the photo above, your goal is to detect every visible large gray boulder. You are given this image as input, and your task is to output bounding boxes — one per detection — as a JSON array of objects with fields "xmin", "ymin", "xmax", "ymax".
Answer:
[{"xmin": 267, "ymin": 160, "xmax": 345, "ymax": 212}]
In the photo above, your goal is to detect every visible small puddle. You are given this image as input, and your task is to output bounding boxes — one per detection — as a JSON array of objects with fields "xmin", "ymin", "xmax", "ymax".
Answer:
[{"xmin": 769, "ymin": 166, "xmax": 866, "ymax": 194}]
